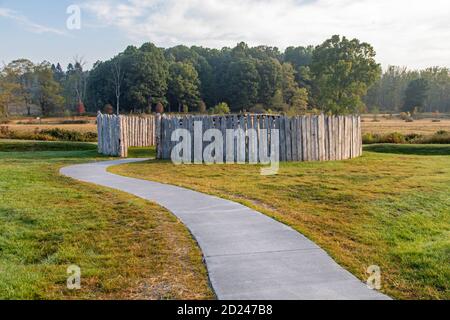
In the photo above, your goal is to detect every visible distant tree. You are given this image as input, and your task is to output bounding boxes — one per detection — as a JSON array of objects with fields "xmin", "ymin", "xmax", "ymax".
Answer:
[
  {"xmin": 269, "ymin": 89, "xmax": 288, "ymax": 112},
  {"xmin": 51, "ymin": 63, "xmax": 65, "ymax": 83},
  {"xmin": 279, "ymin": 62, "xmax": 309, "ymax": 111},
  {"xmin": 6, "ymin": 59, "xmax": 35, "ymax": 115},
  {"xmin": 167, "ymin": 62, "xmax": 201, "ymax": 112},
  {"xmin": 284, "ymin": 46, "xmax": 314, "ymax": 69},
  {"xmin": 209, "ymin": 102, "xmax": 230, "ymax": 115},
  {"xmin": 0, "ymin": 67, "xmax": 21, "ymax": 117},
  {"xmin": 76, "ymin": 102, "xmax": 86, "ymax": 115},
  {"xmin": 256, "ymin": 58, "xmax": 282, "ymax": 105},
  {"xmin": 103, "ymin": 103, "xmax": 114, "ymax": 114},
  {"xmin": 224, "ymin": 59, "xmax": 260, "ymax": 111},
  {"xmin": 155, "ymin": 102, "xmax": 164, "ymax": 113},
  {"xmin": 284, "ymin": 46, "xmax": 314, "ymax": 89},
  {"xmin": 198, "ymin": 100, "xmax": 207, "ymax": 113},
  {"xmin": 289, "ymin": 87, "xmax": 309, "ymax": 114},
  {"xmin": 311, "ymin": 35, "xmax": 381, "ymax": 114},
  {"xmin": 123, "ymin": 43, "xmax": 169, "ymax": 111},
  {"xmin": 65, "ymin": 57, "xmax": 89, "ymax": 112},
  {"xmin": 33, "ymin": 62, "xmax": 65, "ymax": 116},
  {"xmin": 110, "ymin": 56, "xmax": 124, "ymax": 115},
  {"xmin": 403, "ymin": 78, "xmax": 429, "ymax": 112}
]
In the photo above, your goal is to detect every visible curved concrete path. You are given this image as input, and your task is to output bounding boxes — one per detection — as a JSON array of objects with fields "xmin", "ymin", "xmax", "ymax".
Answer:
[{"xmin": 61, "ymin": 159, "xmax": 389, "ymax": 300}]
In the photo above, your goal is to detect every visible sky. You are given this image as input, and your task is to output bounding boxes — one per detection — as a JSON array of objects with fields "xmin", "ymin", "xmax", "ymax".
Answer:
[{"xmin": 0, "ymin": 0, "xmax": 449, "ymax": 70}]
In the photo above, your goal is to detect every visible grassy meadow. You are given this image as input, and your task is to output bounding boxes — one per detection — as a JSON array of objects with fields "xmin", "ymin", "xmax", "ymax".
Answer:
[
  {"xmin": 362, "ymin": 118, "xmax": 450, "ymax": 135},
  {"xmin": 111, "ymin": 144, "xmax": 450, "ymax": 300},
  {"xmin": 2, "ymin": 115, "xmax": 449, "ymax": 138},
  {"xmin": 0, "ymin": 140, "xmax": 213, "ymax": 300}
]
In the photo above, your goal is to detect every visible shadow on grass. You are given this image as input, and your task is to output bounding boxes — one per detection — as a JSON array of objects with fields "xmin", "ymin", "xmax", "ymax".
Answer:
[
  {"xmin": 0, "ymin": 140, "xmax": 104, "ymax": 160},
  {"xmin": 128, "ymin": 147, "xmax": 156, "ymax": 158},
  {"xmin": 364, "ymin": 144, "xmax": 450, "ymax": 156},
  {"xmin": 0, "ymin": 140, "xmax": 96, "ymax": 152}
]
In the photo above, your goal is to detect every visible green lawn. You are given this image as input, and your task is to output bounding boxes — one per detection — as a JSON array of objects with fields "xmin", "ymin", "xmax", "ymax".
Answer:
[
  {"xmin": 0, "ymin": 140, "xmax": 213, "ymax": 300},
  {"xmin": 111, "ymin": 144, "xmax": 450, "ymax": 300}
]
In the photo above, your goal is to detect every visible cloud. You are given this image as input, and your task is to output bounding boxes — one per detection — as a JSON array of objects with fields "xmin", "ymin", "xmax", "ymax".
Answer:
[
  {"xmin": 0, "ymin": 7, "xmax": 66, "ymax": 35},
  {"xmin": 83, "ymin": 0, "xmax": 450, "ymax": 69}
]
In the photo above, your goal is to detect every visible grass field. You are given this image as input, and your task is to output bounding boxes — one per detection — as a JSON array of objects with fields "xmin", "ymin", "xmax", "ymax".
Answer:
[
  {"xmin": 2, "ymin": 116, "xmax": 97, "ymax": 134},
  {"xmin": 1, "ymin": 124, "xmax": 97, "ymax": 134},
  {"xmin": 111, "ymin": 144, "xmax": 450, "ymax": 300},
  {"xmin": 0, "ymin": 140, "xmax": 213, "ymax": 300},
  {"xmin": 362, "ymin": 118, "xmax": 450, "ymax": 135},
  {"xmin": 3, "ymin": 116, "xmax": 449, "ymax": 138}
]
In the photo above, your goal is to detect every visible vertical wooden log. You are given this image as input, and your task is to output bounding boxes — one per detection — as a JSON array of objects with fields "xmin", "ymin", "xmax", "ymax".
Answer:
[
  {"xmin": 296, "ymin": 116, "xmax": 301, "ymax": 162},
  {"xmin": 327, "ymin": 116, "xmax": 332, "ymax": 161},
  {"xmin": 285, "ymin": 117, "xmax": 292, "ymax": 161},
  {"xmin": 310, "ymin": 116, "xmax": 316, "ymax": 161},
  {"xmin": 291, "ymin": 117, "xmax": 298, "ymax": 161},
  {"xmin": 156, "ymin": 114, "xmax": 161, "ymax": 158},
  {"xmin": 305, "ymin": 116, "xmax": 311, "ymax": 161},
  {"xmin": 278, "ymin": 116, "xmax": 285, "ymax": 161},
  {"xmin": 300, "ymin": 116, "xmax": 306, "ymax": 161},
  {"xmin": 346, "ymin": 116, "xmax": 350, "ymax": 159},
  {"xmin": 317, "ymin": 114, "xmax": 325, "ymax": 161},
  {"xmin": 358, "ymin": 115, "xmax": 362, "ymax": 157}
]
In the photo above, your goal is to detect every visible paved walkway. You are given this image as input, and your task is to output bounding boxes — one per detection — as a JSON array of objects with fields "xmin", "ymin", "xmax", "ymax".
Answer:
[{"xmin": 60, "ymin": 159, "xmax": 390, "ymax": 300}]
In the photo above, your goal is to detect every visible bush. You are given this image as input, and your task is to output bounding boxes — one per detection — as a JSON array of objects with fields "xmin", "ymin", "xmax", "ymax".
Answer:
[
  {"xmin": 209, "ymin": 102, "xmax": 230, "ymax": 115},
  {"xmin": 249, "ymin": 104, "xmax": 266, "ymax": 114},
  {"xmin": 404, "ymin": 133, "xmax": 423, "ymax": 143},
  {"xmin": 363, "ymin": 130, "xmax": 450, "ymax": 145},
  {"xmin": 40, "ymin": 128, "xmax": 97, "ymax": 142},
  {"xmin": 383, "ymin": 132, "xmax": 406, "ymax": 144},
  {"xmin": 60, "ymin": 120, "xmax": 91, "ymax": 124},
  {"xmin": 0, "ymin": 127, "xmax": 97, "ymax": 142},
  {"xmin": 362, "ymin": 133, "xmax": 379, "ymax": 144},
  {"xmin": 421, "ymin": 131, "xmax": 450, "ymax": 144}
]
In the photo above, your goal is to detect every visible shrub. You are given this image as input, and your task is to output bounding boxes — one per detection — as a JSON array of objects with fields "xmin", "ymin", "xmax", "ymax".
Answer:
[
  {"xmin": 404, "ymin": 133, "xmax": 423, "ymax": 143},
  {"xmin": 209, "ymin": 102, "xmax": 230, "ymax": 115},
  {"xmin": 249, "ymin": 104, "xmax": 266, "ymax": 114},
  {"xmin": 40, "ymin": 128, "xmax": 97, "ymax": 142},
  {"xmin": 363, "ymin": 130, "xmax": 450, "ymax": 145},
  {"xmin": 155, "ymin": 102, "xmax": 164, "ymax": 113},
  {"xmin": 104, "ymin": 104, "xmax": 114, "ymax": 114},
  {"xmin": 198, "ymin": 101, "xmax": 207, "ymax": 113},
  {"xmin": 421, "ymin": 131, "xmax": 450, "ymax": 144},
  {"xmin": 60, "ymin": 120, "xmax": 91, "ymax": 124},
  {"xmin": 0, "ymin": 127, "xmax": 97, "ymax": 142},
  {"xmin": 362, "ymin": 133, "xmax": 379, "ymax": 144},
  {"xmin": 383, "ymin": 132, "xmax": 406, "ymax": 144}
]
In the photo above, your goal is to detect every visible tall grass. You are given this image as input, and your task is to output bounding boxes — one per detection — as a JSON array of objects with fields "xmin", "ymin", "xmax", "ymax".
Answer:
[{"xmin": 363, "ymin": 130, "xmax": 450, "ymax": 144}]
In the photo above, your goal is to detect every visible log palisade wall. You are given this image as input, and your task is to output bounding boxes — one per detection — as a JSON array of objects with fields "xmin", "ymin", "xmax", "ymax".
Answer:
[
  {"xmin": 158, "ymin": 114, "xmax": 362, "ymax": 162},
  {"xmin": 97, "ymin": 113, "xmax": 362, "ymax": 162},
  {"xmin": 97, "ymin": 113, "xmax": 156, "ymax": 157}
]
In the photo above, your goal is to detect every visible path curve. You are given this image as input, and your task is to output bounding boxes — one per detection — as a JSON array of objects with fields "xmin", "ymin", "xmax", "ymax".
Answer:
[{"xmin": 61, "ymin": 159, "xmax": 389, "ymax": 300}]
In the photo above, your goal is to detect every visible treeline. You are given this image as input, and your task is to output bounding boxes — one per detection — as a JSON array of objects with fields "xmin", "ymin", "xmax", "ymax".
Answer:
[
  {"xmin": 86, "ymin": 35, "xmax": 380, "ymax": 115},
  {"xmin": 3, "ymin": 35, "xmax": 448, "ymax": 117},
  {"xmin": 364, "ymin": 66, "xmax": 450, "ymax": 113},
  {"xmin": 0, "ymin": 58, "xmax": 88, "ymax": 117}
]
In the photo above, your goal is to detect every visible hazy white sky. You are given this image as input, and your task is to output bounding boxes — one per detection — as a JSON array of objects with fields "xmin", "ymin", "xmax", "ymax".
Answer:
[{"xmin": 1, "ymin": 0, "xmax": 449, "ymax": 69}]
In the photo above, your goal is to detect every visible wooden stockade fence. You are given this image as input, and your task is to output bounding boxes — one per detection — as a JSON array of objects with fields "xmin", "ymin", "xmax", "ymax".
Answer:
[
  {"xmin": 97, "ymin": 112, "xmax": 362, "ymax": 162},
  {"xmin": 97, "ymin": 112, "xmax": 156, "ymax": 157},
  {"xmin": 157, "ymin": 114, "xmax": 362, "ymax": 162}
]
